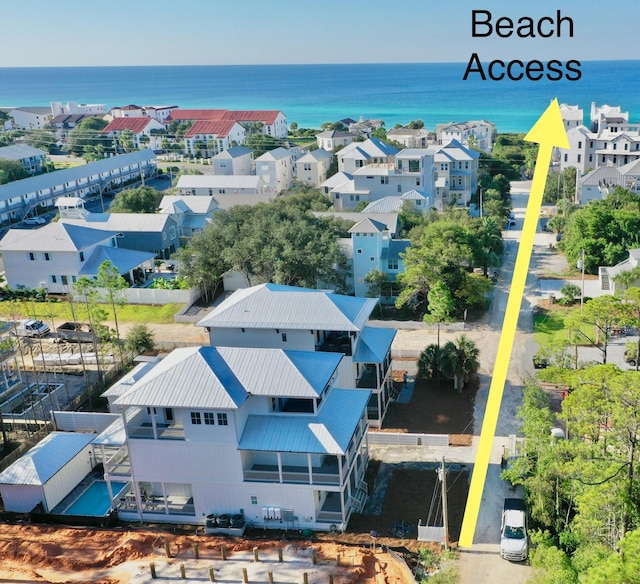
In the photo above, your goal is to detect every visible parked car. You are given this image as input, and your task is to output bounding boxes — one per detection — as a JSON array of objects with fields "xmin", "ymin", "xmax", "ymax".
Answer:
[{"xmin": 23, "ymin": 217, "xmax": 46, "ymax": 225}]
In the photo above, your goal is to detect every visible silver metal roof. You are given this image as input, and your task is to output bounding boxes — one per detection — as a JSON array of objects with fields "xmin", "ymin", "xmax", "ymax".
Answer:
[
  {"xmin": 238, "ymin": 388, "xmax": 369, "ymax": 454},
  {"xmin": 0, "ymin": 144, "xmax": 47, "ymax": 160},
  {"xmin": 0, "ymin": 432, "xmax": 95, "ymax": 486},
  {"xmin": 0, "ymin": 222, "xmax": 117, "ymax": 252},
  {"xmin": 197, "ymin": 283, "xmax": 377, "ymax": 331},
  {"xmin": 0, "ymin": 150, "xmax": 156, "ymax": 202},
  {"xmin": 114, "ymin": 346, "xmax": 343, "ymax": 409}
]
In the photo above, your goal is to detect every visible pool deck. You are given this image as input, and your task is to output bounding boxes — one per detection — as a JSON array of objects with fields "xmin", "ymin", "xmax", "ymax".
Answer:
[{"xmin": 50, "ymin": 473, "xmax": 126, "ymax": 516}]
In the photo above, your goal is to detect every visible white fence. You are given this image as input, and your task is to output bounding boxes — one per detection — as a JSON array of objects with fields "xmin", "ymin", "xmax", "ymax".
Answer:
[
  {"xmin": 75, "ymin": 286, "xmax": 200, "ymax": 306},
  {"xmin": 367, "ymin": 431, "xmax": 449, "ymax": 447},
  {"xmin": 53, "ymin": 411, "xmax": 119, "ymax": 433}
]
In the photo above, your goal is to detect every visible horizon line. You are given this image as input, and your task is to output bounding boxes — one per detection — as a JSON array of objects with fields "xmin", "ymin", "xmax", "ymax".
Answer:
[{"xmin": 1, "ymin": 58, "xmax": 639, "ymax": 69}]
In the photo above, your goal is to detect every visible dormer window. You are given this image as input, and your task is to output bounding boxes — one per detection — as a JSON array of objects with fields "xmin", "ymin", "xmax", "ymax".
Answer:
[{"xmin": 79, "ymin": 251, "xmax": 85, "ymax": 262}]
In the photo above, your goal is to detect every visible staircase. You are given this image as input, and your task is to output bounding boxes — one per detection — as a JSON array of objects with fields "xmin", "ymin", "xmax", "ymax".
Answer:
[{"xmin": 350, "ymin": 480, "xmax": 369, "ymax": 513}]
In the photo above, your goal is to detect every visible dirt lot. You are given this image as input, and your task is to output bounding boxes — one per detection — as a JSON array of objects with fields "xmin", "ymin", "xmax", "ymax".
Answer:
[{"xmin": 0, "ymin": 524, "xmax": 412, "ymax": 584}]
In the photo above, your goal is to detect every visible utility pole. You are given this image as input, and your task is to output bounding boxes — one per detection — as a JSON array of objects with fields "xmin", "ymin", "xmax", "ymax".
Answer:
[{"xmin": 438, "ymin": 457, "xmax": 450, "ymax": 551}]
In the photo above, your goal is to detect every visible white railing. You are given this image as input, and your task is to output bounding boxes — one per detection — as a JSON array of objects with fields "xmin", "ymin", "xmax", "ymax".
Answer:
[{"xmin": 367, "ymin": 431, "xmax": 449, "ymax": 446}]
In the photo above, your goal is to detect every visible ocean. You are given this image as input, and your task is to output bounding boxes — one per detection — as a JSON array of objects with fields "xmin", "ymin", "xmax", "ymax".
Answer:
[{"xmin": 1, "ymin": 61, "xmax": 639, "ymax": 133}]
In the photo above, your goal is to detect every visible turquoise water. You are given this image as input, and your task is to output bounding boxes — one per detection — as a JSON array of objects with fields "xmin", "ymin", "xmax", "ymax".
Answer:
[
  {"xmin": 1, "ymin": 61, "xmax": 639, "ymax": 133},
  {"xmin": 64, "ymin": 480, "xmax": 128, "ymax": 517}
]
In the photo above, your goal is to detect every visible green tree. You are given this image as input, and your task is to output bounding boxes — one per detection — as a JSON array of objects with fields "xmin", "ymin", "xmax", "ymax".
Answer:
[
  {"xmin": 24, "ymin": 129, "xmax": 57, "ymax": 153},
  {"xmin": 583, "ymin": 530, "xmax": 640, "ymax": 584},
  {"xmin": 125, "ymin": 323, "xmax": 156, "ymax": 355},
  {"xmin": 560, "ymin": 283, "xmax": 581, "ymax": 305},
  {"xmin": 418, "ymin": 344, "xmax": 444, "ymax": 381},
  {"xmin": 407, "ymin": 120, "xmax": 424, "ymax": 129},
  {"xmin": 614, "ymin": 266, "xmax": 640, "ymax": 293},
  {"xmin": 364, "ymin": 269, "xmax": 389, "ymax": 303},
  {"xmin": 440, "ymin": 334, "xmax": 479, "ymax": 391},
  {"xmin": 243, "ymin": 134, "xmax": 285, "ymax": 158},
  {"xmin": 0, "ymin": 159, "xmax": 29, "ymax": 184},
  {"xmin": 108, "ymin": 186, "xmax": 164, "ymax": 213},
  {"xmin": 96, "ymin": 260, "xmax": 128, "ymax": 370},
  {"xmin": 424, "ymin": 280, "xmax": 455, "ymax": 346},
  {"xmin": 118, "ymin": 129, "xmax": 135, "ymax": 153},
  {"xmin": 66, "ymin": 117, "xmax": 109, "ymax": 158}
]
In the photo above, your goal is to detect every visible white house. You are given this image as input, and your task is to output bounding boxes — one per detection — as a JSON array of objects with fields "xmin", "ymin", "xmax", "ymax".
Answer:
[
  {"xmin": 212, "ymin": 146, "xmax": 253, "ymax": 176},
  {"xmin": 599, "ymin": 248, "xmax": 640, "ymax": 293},
  {"xmin": 255, "ymin": 148, "xmax": 296, "ymax": 193},
  {"xmin": 0, "ymin": 144, "xmax": 47, "ymax": 175},
  {"xmin": 559, "ymin": 103, "xmax": 584, "ymax": 131},
  {"xmin": 7, "ymin": 107, "xmax": 52, "ymax": 130},
  {"xmin": 590, "ymin": 102, "xmax": 629, "ymax": 133},
  {"xmin": 176, "ymin": 175, "xmax": 267, "ymax": 197},
  {"xmin": 295, "ymin": 149, "xmax": 334, "ymax": 186},
  {"xmin": 51, "ymin": 102, "xmax": 105, "ymax": 117},
  {"xmin": 183, "ymin": 121, "xmax": 247, "ymax": 157},
  {"xmin": 197, "ymin": 283, "xmax": 396, "ymax": 428},
  {"xmin": 101, "ymin": 345, "xmax": 371, "ymax": 531},
  {"xmin": 315, "ymin": 130, "xmax": 357, "ymax": 151},
  {"xmin": 337, "ymin": 138, "xmax": 398, "ymax": 174},
  {"xmin": 436, "ymin": 120, "xmax": 494, "ymax": 152},
  {"xmin": 0, "ymin": 222, "xmax": 155, "ymax": 293},
  {"xmin": 387, "ymin": 127, "xmax": 432, "ymax": 149},
  {"xmin": 102, "ymin": 117, "xmax": 166, "ymax": 150},
  {"xmin": 432, "ymin": 139, "xmax": 480, "ymax": 206}
]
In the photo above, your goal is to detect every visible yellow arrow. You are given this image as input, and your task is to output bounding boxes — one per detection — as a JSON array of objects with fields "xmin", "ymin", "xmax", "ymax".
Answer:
[{"xmin": 458, "ymin": 99, "xmax": 569, "ymax": 548}]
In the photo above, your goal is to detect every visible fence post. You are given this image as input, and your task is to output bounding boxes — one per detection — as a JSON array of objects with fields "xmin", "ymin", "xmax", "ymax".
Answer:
[
  {"xmin": 180, "ymin": 564, "xmax": 186, "ymax": 579},
  {"xmin": 221, "ymin": 544, "xmax": 228, "ymax": 560},
  {"xmin": 164, "ymin": 542, "xmax": 171, "ymax": 558},
  {"xmin": 254, "ymin": 546, "xmax": 259, "ymax": 562},
  {"xmin": 209, "ymin": 567, "xmax": 216, "ymax": 581},
  {"xmin": 194, "ymin": 542, "xmax": 200, "ymax": 559},
  {"xmin": 150, "ymin": 562, "xmax": 157, "ymax": 579},
  {"xmin": 242, "ymin": 568, "xmax": 249, "ymax": 583}
]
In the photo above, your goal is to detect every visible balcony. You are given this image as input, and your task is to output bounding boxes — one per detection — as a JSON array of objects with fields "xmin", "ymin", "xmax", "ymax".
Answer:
[
  {"xmin": 243, "ymin": 458, "xmax": 340, "ymax": 485},
  {"xmin": 128, "ymin": 422, "xmax": 185, "ymax": 440},
  {"xmin": 317, "ymin": 332, "xmax": 352, "ymax": 356},
  {"xmin": 104, "ymin": 445, "xmax": 132, "ymax": 478},
  {"xmin": 317, "ymin": 492, "xmax": 343, "ymax": 523}
]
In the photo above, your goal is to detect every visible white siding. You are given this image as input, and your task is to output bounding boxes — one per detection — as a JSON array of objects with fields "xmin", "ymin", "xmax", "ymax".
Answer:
[{"xmin": 43, "ymin": 445, "xmax": 93, "ymax": 511}]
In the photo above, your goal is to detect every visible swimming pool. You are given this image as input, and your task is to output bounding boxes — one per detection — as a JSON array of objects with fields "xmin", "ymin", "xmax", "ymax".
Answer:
[{"xmin": 64, "ymin": 480, "xmax": 129, "ymax": 516}]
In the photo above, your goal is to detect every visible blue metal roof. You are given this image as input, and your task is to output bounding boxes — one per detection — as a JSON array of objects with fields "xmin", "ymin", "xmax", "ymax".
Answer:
[
  {"xmin": 353, "ymin": 326, "xmax": 396, "ymax": 363},
  {"xmin": 238, "ymin": 388, "xmax": 370, "ymax": 454},
  {"xmin": 79, "ymin": 246, "xmax": 155, "ymax": 275}
]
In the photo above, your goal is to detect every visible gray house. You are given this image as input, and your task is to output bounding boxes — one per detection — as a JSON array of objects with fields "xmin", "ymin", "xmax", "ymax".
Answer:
[{"xmin": 60, "ymin": 206, "xmax": 180, "ymax": 259}]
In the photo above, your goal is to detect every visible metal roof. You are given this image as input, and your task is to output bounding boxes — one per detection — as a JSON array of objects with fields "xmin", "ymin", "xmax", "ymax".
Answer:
[
  {"xmin": 297, "ymin": 149, "xmax": 333, "ymax": 163},
  {"xmin": 313, "ymin": 211, "xmax": 398, "ymax": 236},
  {"xmin": 79, "ymin": 246, "xmax": 156, "ymax": 275},
  {"xmin": 353, "ymin": 326, "xmax": 397, "ymax": 363},
  {"xmin": 197, "ymin": 283, "xmax": 377, "ymax": 331},
  {"xmin": 255, "ymin": 147, "xmax": 293, "ymax": 161},
  {"xmin": 62, "ymin": 212, "xmax": 174, "ymax": 233},
  {"xmin": 349, "ymin": 218, "xmax": 387, "ymax": 234},
  {"xmin": 0, "ymin": 432, "xmax": 95, "ymax": 486},
  {"xmin": 0, "ymin": 144, "xmax": 47, "ymax": 160},
  {"xmin": 213, "ymin": 146, "xmax": 252, "ymax": 159},
  {"xmin": 238, "ymin": 388, "xmax": 370, "ymax": 454},
  {"xmin": 102, "ymin": 360, "xmax": 160, "ymax": 399},
  {"xmin": 339, "ymin": 137, "xmax": 398, "ymax": 159},
  {"xmin": 114, "ymin": 346, "xmax": 343, "ymax": 408},
  {"xmin": 160, "ymin": 195, "xmax": 217, "ymax": 215},
  {"xmin": 92, "ymin": 409, "xmax": 141, "ymax": 446},
  {"xmin": 0, "ymin": 151, "xmax": 156, "ymax": 203},
  {"xmin": 0, "ymin": 222, "xmax": 116, "ymax": 252},
  {"xmin": 381, "ymin": 239, "xmax": 411, "ymax": 262},
  {"xmin": 215, "ymin": 347, "xmax": 342, "ymax": 398}
]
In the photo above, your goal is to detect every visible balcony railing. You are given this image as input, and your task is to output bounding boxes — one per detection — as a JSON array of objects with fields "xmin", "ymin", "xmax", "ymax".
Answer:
[
  {"xmin": 243, "ymin": 464, "xmax": 340, "ymax": 485},
  {"xmin": 317, "ymin": 510, "xmax": 343, "ymax": 522},
  {"xmin": 128, "ymin": 422, "xmax": 185, "ymax": 440}
]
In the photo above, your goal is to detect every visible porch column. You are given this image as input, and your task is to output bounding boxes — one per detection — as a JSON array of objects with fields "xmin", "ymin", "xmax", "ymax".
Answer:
[
  {"xmin": 338, "ymin": 455, "xmax": 344, "ymax": 486},
  {"xmin": 128, "ymin": 269, "xmax": 134, "ymax": 284},
  {"xmin": 150, "ymin": 412, "xmax": 158, "ymax": 440},
  {"xmin": 277, "ymin": 452, "xmax": 283, "ymax": 483},
  {"xmin": 340, "ymin": 489, "xmax": 346, "ymax": 525},
  {"xmin": 307, "ymin": 454, "xmax": 313, "ymax": 485},
  {"xmin": 162, "ymin": 482, "xmax": 169, "ymax": 514}
]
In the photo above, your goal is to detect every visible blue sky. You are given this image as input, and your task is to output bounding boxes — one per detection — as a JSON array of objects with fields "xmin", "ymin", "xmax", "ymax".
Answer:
[{"xmin": 1, "ymin": 0, "xmax": 637, "ymax": 67}]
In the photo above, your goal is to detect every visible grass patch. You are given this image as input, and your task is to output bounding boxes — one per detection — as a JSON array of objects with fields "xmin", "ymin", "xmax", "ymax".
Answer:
[
  {"xmin": 0, "ymin": 301, "xmax": 181, "ymax": 324},
  {"xmin": 534, "ymin": 307, "xmax": 594, "ymax": 347}
]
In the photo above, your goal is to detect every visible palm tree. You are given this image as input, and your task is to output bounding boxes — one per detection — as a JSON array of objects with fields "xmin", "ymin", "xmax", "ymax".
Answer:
[
  {"xmin": 441, "ymin": 335, "xmax": 480, "ymax": 391},
  {"xmin": 418, "ymin": 344, "xmax": 444, "ymax": 381}
]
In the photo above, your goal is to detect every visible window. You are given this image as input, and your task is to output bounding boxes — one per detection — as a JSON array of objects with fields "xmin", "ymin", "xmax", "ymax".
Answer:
[
  {"xmin": 61, "ymin": 275, "xmax": 68, "ymax": 285},
  {"xmin": 51, "ymin": 275, "xmax": 57, "ymax": 283},
  {"xmin": 79, "ymin": 251, "xmax": 84, "ymax": 262},
  {"xmin": 71, "ymin": 276, "xmax": 76, "ymax": 283},
  {"xmin": 388, "ymin": 259, "xmax": 399, "ymax": 270},
  {"xmin": 577, "ymin": 155, "xmax": 581, "ymax": 163},
  {"xmin": 281, "ymin": 333, "xmax": 287, "ymax": 342},
  {"xmin": 191, "ymin": 412, "xmax": 202, "ymax": 425},
  {"xmin": 613, "ymin": 144, "xmax": 617, "ymax": 150},
  {"xmin": 208, "ymin": 188, "xmax": 213, "ymax": 196},
  {"xmin": 303, "ymin": 163, "xmax": 311, "ymax": 171},
  {"xmin": 169, "ymin": 226, "xmax": 176, "ymax": 239},
  {"xmin": 355, "ymin": 160, "xmax": 364, "ymax": 168},
  {"xmin": 564, "ymin": 154, "xmax": 568, "ymax": 162},
  {"xmin": 370, "ymin": 256, "xmax": 375, "ymax": 262},
  {"xmin": 43, "ymin": 253, "xmax": 50, "ymax": 261},
  {"xmin": 357, "ymin": 249, "xmax": 362, "ymax": 254},
  {"xmin": 590, "ymin": 141, "xmax": 594, "ymax": 148},
  {"xmin": 28, "ymin": 252, "xmax": 35, "ymax": 261},
  {"xmin": 219, "ymin": 189, "xmax": 226, "ymax": 194},
  {"xmin": 409, "ymin": 160, "xmax": 420, "ymax": 172},
  {"xmin": 217, "ymin": 412, "xmax": 228, "ymax": 426},
  {"xmin": 578, "ymin": 141, "xmax": 582, "ymax": 149},
  {"xmin": 397, "ymin": 184, "xmax": 402, "ymax": 193},
  {"xmin": 416, "ymin": 178, "xmax": 421, "ymax": 186},
  {"xmin": 251, "ymin": 496, "xmax": 258, "ymax": 505},
  {"xmin": 204, "ymin": 412, "xmax": 215, "ymax": 425},
  {"xmin": 380, "ymin": 176, "xmax": 389, "ymax": 184},
  {"xmin": 165, "ymin": 408, "xmax": 174, "ymax": 421},
  {"xmin": 589, "ymin": 155, "xmax": 593, "ymax": 162}
]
